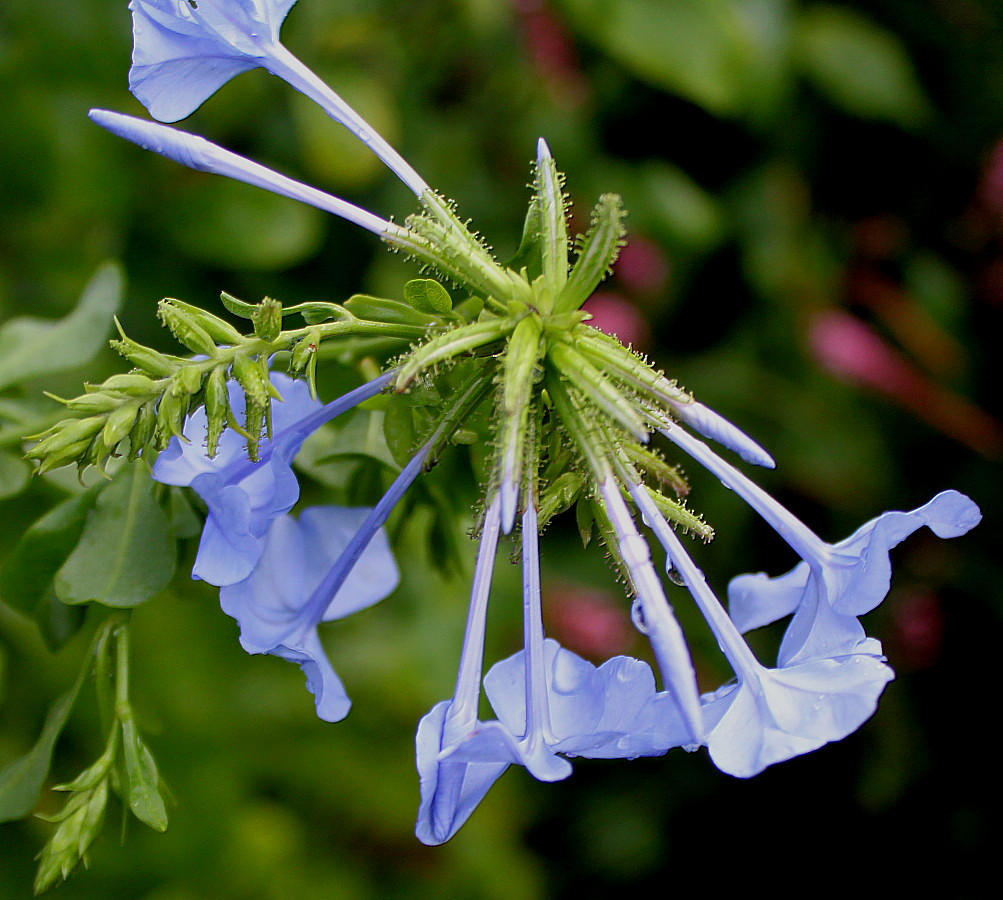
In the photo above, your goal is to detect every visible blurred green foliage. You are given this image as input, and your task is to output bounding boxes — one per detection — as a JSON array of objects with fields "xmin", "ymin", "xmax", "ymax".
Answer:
[{"xmin": 1, "ymin": 0, "xmax": 1001, "ymax": 896}]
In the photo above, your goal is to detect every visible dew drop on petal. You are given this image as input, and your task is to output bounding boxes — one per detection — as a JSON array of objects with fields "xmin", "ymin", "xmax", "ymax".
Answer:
[
  {"xmin": 631, "ymin": 599, "xmax": 649, "ymax": 634},
  {"xmin": 666, "ymin": 566, "xmax": 686, "ymax": 586}
]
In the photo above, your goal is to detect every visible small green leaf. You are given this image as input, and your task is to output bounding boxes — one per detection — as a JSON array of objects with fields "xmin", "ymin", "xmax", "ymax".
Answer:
[
  {"xmin": 0, "ymin": 262, "xmax": 123, "ymax": 391},
  {"xmin": 55, "ymin": 465, "xmax": 176, "ymax": 609},
  {"xmin": 382, "ymin": 396, "xmax": 418, "ymax": 469},
  {"xmin": 0, "ymin": 692, "xmax": 76, "ymax": 822},
  {"xmin": 120, "ymin": 717, "xmax": 168, "ymax": 833},
  {"xmin": 404, "ymin": 279, "xmax": 453, "ymax": 316},
  {"xmin": 219, "ymin": 291, "xmax": 257, "ymax": 319},
  {"xmin": 344, "ymin": 294, "xmax": 442, "ymax": 328}
]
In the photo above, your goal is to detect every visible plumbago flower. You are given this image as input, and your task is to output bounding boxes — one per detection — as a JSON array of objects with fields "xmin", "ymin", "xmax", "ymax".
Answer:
[{"xmin": 35, "ymin": 0, "xmax": 978, "ymax": 847}]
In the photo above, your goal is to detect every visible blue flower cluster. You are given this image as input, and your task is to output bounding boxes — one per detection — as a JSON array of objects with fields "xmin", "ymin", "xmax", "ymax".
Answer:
[
  {"xmin": 102, "ymin": 0, "xmax": 981, "ymax": 844},
  {"xmin": 153, "ymin": 371, "xmax": 400, "ymax": 722}
]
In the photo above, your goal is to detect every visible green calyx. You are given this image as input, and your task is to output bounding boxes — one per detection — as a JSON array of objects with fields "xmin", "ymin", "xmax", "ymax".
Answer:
[{"xmin": 28, "ymin": 140, "xmax": 715, "ymax": 577}]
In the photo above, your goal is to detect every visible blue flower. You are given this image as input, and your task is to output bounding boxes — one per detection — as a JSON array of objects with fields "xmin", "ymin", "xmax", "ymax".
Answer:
[
  {"xmin": 130, "ymin": 0, "xmax": 298, "ymax": 123},
  {"xmin": 219, "ymin": 505, "xmax": 398, "ymax": 722},
  {"xmin": 728, "ymin": 490, "xmax": 982, "ymax": 666},
  {"xmin": 626, "ymin": 478, "xmax": 898, "ymax": 777},
  {"xmin": 153, "ymin": 370, "xmax": 393, "ymax": 585},
  {"xmin": 416, "ymin": 498, "xmax": 681, "ymax": 845},
  {"xmin": 127, "ymin": 0, "xmax": 427, "ymax": 193}
]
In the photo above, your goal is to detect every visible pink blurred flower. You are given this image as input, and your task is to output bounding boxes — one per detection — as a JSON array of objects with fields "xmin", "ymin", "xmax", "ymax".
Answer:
[{"xmin": 582, "ymin": 293, "xmax": 651, "ymax": 349}]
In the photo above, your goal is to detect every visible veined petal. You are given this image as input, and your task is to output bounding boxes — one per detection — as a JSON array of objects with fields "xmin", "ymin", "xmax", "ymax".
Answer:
[
  {"xmin": 218, "ymin": 506, "xmax": 397, "ymax": 721},
  {"xmin": 702, "ymin": 653, "xmax": 894, "ymax": 778},
  {"xmin": 483, "ymin": 639, "xmax": 687, "ymax": 760},
  {"xmin": 130, "ymin": 0, "xmax": 295, "ymax": 121},
  {"xmin": 415, "ymin": 701, "xmax": 508, "ymax": 846}
]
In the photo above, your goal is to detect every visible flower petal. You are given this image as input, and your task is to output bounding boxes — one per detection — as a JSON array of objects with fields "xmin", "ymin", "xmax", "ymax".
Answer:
[
  {"xmin": 415, "ymin": 701, "xmax": 509, "ymax": 846},
  {"xmin": 702, "ymin": 653, "xmax": 894, "ymax": 778},
  {"xmin": 129, "ymin": 0, "xmax": 296, "ymax": 121}
]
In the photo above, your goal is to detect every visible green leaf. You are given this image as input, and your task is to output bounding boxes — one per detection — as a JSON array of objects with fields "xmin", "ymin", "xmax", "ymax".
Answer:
[
  {"xmin": 795, "ymin": 5, "xmax": 931, "ymax": 129},
  {"xmin": 1, "ymin": 487, "xmax": 101, "ymax": 619},
  {"xmin": 55, "ymin": 465, "xmax": 176, "ymax": 609},
  {"xmin": 559, "ymin": 0, "xmax": 751, "ymax": 115},
  {"xmin": 383, "ymin": 396, "xmax": 418, "ymax": 469},
  {"xmin": 0, "ymin": 262, "xmax": 123, "ymax": 391},
  {"xmin": 344, "ymin": 294, "xmax": 442, "ymax": 328},
  {"xmin": 0, "ymin": 449, "xmax": 30, "ymax": 499},
  {"xmin": 120, "ymin": 717, "xmax": 168, "ymax": 832},
  {"xmin": 0, "ymin": 691, "xmax": 76, "ymax": 822},
  {"xmin": 404, "ymin": 279, "xmax": 453, "ymax": 316}
]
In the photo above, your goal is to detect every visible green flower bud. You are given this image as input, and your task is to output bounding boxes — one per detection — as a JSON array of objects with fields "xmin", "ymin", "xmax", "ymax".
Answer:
[
  {"xmin": 164, "ymin": 297, "xmax": 244, "ymax": 344},
  {"xmin": 27, "ymin": 417, "xmax": 105, "ymax": 458},
  {"xmin": 204, "ymin": 367, "xmax": 230, "ymax": 457},
  {"xmin": 101, "ymin": 401, "xmax": 141, "ymax": 450},
  {"xmin": 100, "ymin": 373, "xmax": 161, "ymax": 398},
  {"xmin": 56, "ymin": 392, "xmax": 123, "ymax": 414},
  {"xmin": 252, "ymin": 296, "xmax": 283, "ymax": 342},
  {"xmin": 111, "ymin": 324, "xmax": 180, "ymax": 378},
  {"xmin": 231, "ymin": 353, "xmax": 270, "ymax": 406},
  {"xmin": 173, "ymin": 363, "xmax": 203, "ymax": 398},
  {"xmin": 155, "ymin": 390, "xmax": 188, "ymax": 447},
  {"xmin": 129, "ymin": 402, "xmax": 157, "ymax": 461},
  {"xmin": 158, "ymin": 300, "xmax": 219, "ymax": 357}
]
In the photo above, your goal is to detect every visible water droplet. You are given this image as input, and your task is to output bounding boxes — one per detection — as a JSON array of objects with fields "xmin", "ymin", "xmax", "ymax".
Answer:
[
  {"xmin": 667, "ymin": 566, "xmax": 685, "ymax": 586},
  {"xmin": 631, "ymin": 599, "xmax": 649, "ymax": 634},
  {"xmin": 357, "ymin": 128, "xmax": 372, "ymax": 143}
]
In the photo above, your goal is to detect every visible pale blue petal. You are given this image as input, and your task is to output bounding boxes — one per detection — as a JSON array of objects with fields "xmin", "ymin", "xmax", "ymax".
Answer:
[
  {"xmin": 415, "ymin": 701, "xmax": 509, "ymax": 846},
  {"xmin": 129, "ymin": 0, "xmax": 297, "ymax": 121},
  {"xmin": 446, "ymin": 720, "xmax": 573, "ymax": 782},
  {"xmin": 728, "ymin": 491, "xmax": 981, "ymax": 665},
  {"xmin": 702, "ymin": 654, "xmax": 894, "ymax": 778},
  {"xmin": 219, "ymin": 506, "xmax": 397, "ymax": 654},
  {"xmin": 218, "ymin": 507, "xmax": 397, "ymax": 719},
  {"xmin": 271, "ymin": 629, "xmax": 351, "ymax": 723},
  {"xmin": 483, "ymin": 640, "xmax": 683, "ymax": 761}
]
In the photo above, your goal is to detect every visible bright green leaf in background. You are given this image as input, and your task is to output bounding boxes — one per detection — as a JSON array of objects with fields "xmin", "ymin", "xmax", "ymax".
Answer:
[
  {"xmin": 559, "ymin": 0, "xmax": 752, "ymax": 115},
  {"xmin": 55, "ymin": 465, "xmax": 176, "ymax": 609},
  {"xmin": 0, "ymin": 263, "xmax": 122, "ymax": 391},
  {"xmin": 0, "ymin": 690, "xmax": 77, "ymax": 823},
  {"xmin": 794, "ymin": 5, "xmax": 931, "ymax": 129}
]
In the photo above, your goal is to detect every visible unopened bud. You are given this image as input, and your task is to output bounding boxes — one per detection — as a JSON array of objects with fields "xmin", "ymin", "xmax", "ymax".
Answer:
[
  {"xmin": 252, "ymin": 297, "xmax": 283, "ymax": 342},
  {"xmin": 204, "ymin": 367, "xmax": 230, "ymax": 457},
  {"xmin": 155, "ymin": 390, "xmax": 188, "ymax": 447},
  {"xmin": 164, "ymin": 297, "xmax": 243, "ymax": 344},
  {"xmin": 173, "ymin": 364, "xmax": 203, "ymax": 398},
  {"xmin": 100, "ymin": 372, "xmax": 161, "ymax": 398},
  {"xmin": 158, "ymin": 300, "xmax": 218, "ymax": 357},
  {"xmin": 101, "ymin": 401, "xmax": 141, "ymax": 449},
  {"xmin": 111, "ymin": 327, "xmax": 180, "ymax": 378},
  {"xmin": 129, "ymin": 401, "xmax": 157, "ymax": 460},
  {"xmin": 231, "ymin": 353, "xmax": 270, "ymax": 406}
]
